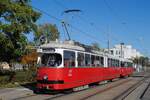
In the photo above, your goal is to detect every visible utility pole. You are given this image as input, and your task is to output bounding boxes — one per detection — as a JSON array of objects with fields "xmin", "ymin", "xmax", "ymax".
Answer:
[
  {"xmin": 62, "ymin": 21, "xmax": 71, "ymax": 40},
  {"xmin": 107, "ymin": 25, "xmax": 110, "ymax": 54}
]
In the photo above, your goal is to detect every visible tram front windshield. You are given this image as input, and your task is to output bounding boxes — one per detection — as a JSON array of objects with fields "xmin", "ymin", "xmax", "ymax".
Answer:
[{"xmin": 41, "ymin": 53, "xmax": 62, "ymax": 67}]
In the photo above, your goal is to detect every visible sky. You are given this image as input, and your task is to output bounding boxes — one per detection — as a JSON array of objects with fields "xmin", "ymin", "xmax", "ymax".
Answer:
[{"xmin": 29, "ymin": 0, "xmax": 150, "ymax": 57}]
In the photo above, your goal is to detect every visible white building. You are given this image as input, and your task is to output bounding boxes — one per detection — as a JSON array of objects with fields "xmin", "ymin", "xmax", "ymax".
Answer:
[{"xmin": 110, "ymin": 44, "xmax": 143, "ymax": 59}]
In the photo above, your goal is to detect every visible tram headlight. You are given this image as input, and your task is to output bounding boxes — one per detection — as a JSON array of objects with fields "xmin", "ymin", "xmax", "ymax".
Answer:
[{"xmin": 43, "ymin": 75, "xmax": 48, "ymax": 80}]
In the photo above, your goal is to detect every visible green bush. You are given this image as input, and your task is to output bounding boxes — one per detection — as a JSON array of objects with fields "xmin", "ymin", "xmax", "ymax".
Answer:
[
  {"xmin": 0, "ymin": 75, "xmax": 10, "ymax": 84},
  {"xmin": 13, "ymin": 70, "xmax": 36, "ymax": 82},
  {"xmin": 0, "ymin": 70, "xmax": 15, "ymax": 76},
  {"xmin": 0, "ymin": 69, "xmax": 37, "ymax": 87}
]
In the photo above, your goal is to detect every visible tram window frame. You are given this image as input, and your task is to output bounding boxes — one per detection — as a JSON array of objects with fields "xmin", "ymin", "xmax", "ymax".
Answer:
[
  {"xmin": 77, "ymin": 52, "xmax": 85, "ymax": 67},
  {"xmin": 64, "ymin": 50, "xmax": 75, "ymax": 68},
  {"xmin": 85, "ymin": 54, "xmax": 91, "ymax": 67}
]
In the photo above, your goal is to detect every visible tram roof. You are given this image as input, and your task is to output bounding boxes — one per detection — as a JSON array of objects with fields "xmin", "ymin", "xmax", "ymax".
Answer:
[
  {"xmin": 40, "ymin": 41, "xmax": 85, "ymax": 51},
  {"xmin": 38, "ymin": 40, "xmax": 132, "ymax": 62}
]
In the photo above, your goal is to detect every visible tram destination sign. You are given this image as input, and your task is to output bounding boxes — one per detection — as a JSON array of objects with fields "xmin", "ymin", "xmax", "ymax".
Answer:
[
  {"xmin": 37, "ymin": 48, "xmax": 55, "ymax": 53},
  {"xmin": 42, "ymin": 48, "xmax": 55, "ymax": 53}
]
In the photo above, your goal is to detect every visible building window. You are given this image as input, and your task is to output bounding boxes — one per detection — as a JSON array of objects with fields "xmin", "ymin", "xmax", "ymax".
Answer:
[
  {"xmin": 111, "ymin": 50, "xmax": 114, "ymax": 55},
  {"xmin": 64, "ymin": 50, "xmax": 75, "ymax": 67},
  {"xmin": 116, "ymin": 51, "xmax": 118, "ymax": 55}
]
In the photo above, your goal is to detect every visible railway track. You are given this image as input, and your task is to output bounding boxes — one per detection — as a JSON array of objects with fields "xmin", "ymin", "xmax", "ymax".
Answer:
[
  {"xmin": 79, "ymin": 75, "xmax": 150, "ymax": 100},
  {"xmin": 45, "ymin": 77, "xmax": 134, "ymax": 100},
  {"xmin": 112, "ymin": 76, "xmax": 150, "ymax": 100},
  {"xmin": 11, "ymin": 78, "xmax": 129, "ymax": 100}
]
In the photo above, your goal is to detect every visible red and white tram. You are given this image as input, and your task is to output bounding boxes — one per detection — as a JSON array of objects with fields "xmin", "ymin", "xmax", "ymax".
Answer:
[{"xmin": 36, "ymin": 41, "xmax": 134, "ymax": 91}]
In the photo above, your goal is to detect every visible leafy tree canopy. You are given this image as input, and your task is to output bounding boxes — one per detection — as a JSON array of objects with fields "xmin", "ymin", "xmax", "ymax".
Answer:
[
  {"xmin": 34, "ymin": 23, "xmax": 60, "ymax": 45},
  {"xmin": 0, "ymin": 0, "xmax": 41, "ymax": 62},
  {"xmin": 91, "ymin": 42, "xmax": 102, "ymax": 51},
  {"xmin": 132, "ymin": 56, "xmax": 150, "ymax": 67}
]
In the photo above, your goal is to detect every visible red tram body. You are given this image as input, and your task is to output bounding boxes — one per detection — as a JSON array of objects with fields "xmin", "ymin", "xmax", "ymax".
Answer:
[{"xmin": 36, "ymin": 41, "xmax": 134, "ymax": 91}]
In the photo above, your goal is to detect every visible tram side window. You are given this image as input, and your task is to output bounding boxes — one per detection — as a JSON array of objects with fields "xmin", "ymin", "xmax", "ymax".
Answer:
[
  {"xmin": 64, "ymin": 50, "xmax": 75, "ymax": 68},
  {"xmin": 118, "ymin": 61, "xmax": 120, "ymax": 67},
  {"xmin": 91, "ymin": 55, "xmax": 96, "ymax": 67},
  {"xmin": 112, "ymin": 59, "xmax": 115, "ymax": 67},
  {"xmin": 108, "ymin": 58, "xmax": 111, "ymax": 67},
  {"xmin": 116, "ymin": 60, "xmax": 119, "ymax": 67},
  {"xmin": 77, "ymin": 52, "xmax": 85, "ymax": 67},
  {"xmin": 85, "ymin": 54, "xmax": 91, "ymax": 67},
  {"xmin": 95, "ymin": 56, "xmax": 100, "ymax": 67},
  {"xmin": 121, "ymin": 61, "xmax": 125, "ymax": 67},
  {"xmin": 114, "ymin": 59, "xmax": 118, "ymax": 67},
  {"xmin": 128, "ymin": 62, "xmax": 133, "ymax": 67},
  {"xmin": 100, "ymin": 57, "xmax": 104, "ymax": 67},
  {"xmin": 124, "ymin": 62, "xmax": 128, "ymax": 67}
]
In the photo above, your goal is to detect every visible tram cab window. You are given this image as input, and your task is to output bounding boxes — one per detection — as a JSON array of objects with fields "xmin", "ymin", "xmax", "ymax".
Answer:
[
  {"xmin": 85, "ymin": 54, "xmax": 91, "ymax": 67},
  {"xmin": 77, "ymin": 52, "xmax": 85, "ymax": 67},
  {"xmin": 64, "ymin": 50, "xmax": 75, "ymax": 68},
  {"xmin": 41, "ymin": 53, "xmax": 62, "ymax": 67}
]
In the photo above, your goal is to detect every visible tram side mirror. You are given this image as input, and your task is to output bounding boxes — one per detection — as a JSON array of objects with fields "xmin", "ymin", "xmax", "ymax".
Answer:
[{"xmin": 37, "ymin": 57, "xmax": 41, "ymax": 67}]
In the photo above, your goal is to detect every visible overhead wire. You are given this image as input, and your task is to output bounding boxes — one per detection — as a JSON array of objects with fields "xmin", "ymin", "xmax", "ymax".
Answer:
[
  {"xmin": 52, "ymin": 0, "xmax": 107, "ymax": 44},
  {"xmin": 53, "ymin": 0, "xmax": 116, "ymax": 45},
  {"xmin": 32, "ymin": 5, "xmax": 104, "ymax": 43},
  {"xmin": 53, "ymin": 0, "xmax": 122, "ymax": 44},
  {"xmin": 32, "ymin": 6, "xmax": 61, "ymax": 22},
  {"xmin": 103, "ymin": 0, "xmax": 149, "ymax": 56}
]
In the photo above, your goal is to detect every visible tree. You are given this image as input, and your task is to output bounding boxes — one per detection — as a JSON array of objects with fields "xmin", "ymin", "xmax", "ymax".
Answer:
[
  {"xmin": 35, "ymin": 23, "xmax": 60, "ymax": 45},
  {"xmin": 132, "ymin": 56, "xmax": 149, "ymax": 67},
  {"xmin": 91, "ymin": 42, "xmax": 102, "ymax": 51},
  {"xmin": 0, "ymin": 0, "xmax": 41, "ymax": 62}
]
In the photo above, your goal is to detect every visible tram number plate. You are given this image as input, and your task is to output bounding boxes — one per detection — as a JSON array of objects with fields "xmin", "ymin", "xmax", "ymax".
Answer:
[{"xmin": 68, "ymin": 69, "xmax": 72, "ymax": 77}]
